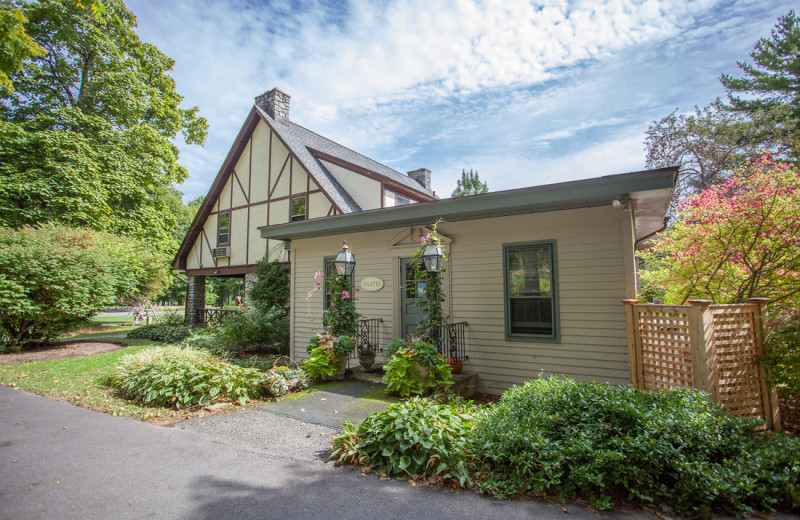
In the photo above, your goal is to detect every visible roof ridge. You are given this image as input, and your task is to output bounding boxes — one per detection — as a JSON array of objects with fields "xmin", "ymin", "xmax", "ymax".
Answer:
[{"xmin": 287, "ymin": 120, "xmax": 407, "ymax": 177}]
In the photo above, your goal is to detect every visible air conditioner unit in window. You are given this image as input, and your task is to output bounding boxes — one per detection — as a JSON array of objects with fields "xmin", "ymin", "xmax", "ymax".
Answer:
[{"xmin": 211, "ymin": 247, "xmax": 230, "ymax": 259}]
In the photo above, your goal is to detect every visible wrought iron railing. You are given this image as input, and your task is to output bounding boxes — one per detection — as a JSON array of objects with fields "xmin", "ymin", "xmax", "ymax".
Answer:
[
  {"xmin": 351, "ymin": 318, "xmax": 382, "ymax": 360},
  {"xmin": 433, "ymin": 321, "xmax": 468, "ymax": 363},
  {"xmin": 196, "ymin": 308, "xmax": 240, "ymax": 327}
]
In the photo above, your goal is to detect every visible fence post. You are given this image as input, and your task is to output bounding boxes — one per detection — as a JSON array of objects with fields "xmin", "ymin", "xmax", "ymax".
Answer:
[
  {"xmin": 688, "ymin": 300, "xmax": 716, "ymax": 401},
  {"xmin": 623, "ymin": 299, "xmax": 642, "ymax": 388},
  {"xmin": 747, "ymin": 297, "xmax": 781, "ymax": 432}
]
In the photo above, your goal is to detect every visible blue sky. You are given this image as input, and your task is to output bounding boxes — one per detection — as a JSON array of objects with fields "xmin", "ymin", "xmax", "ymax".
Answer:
[{"xmin": 126, "ymin": 0, "xmax": 794, "ymax": 201}]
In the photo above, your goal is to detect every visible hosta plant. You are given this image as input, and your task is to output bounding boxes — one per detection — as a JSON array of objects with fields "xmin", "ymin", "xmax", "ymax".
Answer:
[
  {"xmin": 331, "ymin": 397, "xmax": 477, "ymax": 486},
  {"xmin": 111, "ymin": 346, "xmax": 266, "ymax": 407}
]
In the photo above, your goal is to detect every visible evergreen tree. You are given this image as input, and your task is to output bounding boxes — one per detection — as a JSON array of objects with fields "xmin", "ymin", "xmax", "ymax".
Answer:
[
  {"xmin": 721, "ymin": 9, "xmax": 800, "ymax": 156},
  {"xmin": 451, "ymin": 169, "xmax": 489, "ymax": 197}
]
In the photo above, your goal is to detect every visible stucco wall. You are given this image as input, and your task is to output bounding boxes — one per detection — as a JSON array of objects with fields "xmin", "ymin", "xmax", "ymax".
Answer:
[{"xmin": 185, "ymin": 119, "xmax": 337, "ymax": 270}]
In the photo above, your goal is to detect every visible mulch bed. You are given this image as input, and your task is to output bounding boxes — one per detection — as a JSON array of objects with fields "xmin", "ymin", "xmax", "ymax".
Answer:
[{"xmin": 0, "ymin": 341, "xmax": 126, "ymax": 365}]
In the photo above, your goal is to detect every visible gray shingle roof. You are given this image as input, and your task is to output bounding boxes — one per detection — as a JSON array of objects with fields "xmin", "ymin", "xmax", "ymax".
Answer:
[{"xmin": 256, "ymin": 106, "xmax": 435, "ymax": 214}]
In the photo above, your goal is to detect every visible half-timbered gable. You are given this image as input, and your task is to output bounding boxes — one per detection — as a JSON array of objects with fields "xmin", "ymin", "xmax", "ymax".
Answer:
[{"xmin": 173, "ymin": 88, "xmax": 436, "ymax": 322}]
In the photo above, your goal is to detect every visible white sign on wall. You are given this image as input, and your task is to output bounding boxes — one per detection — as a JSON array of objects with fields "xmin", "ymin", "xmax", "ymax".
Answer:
[{"xmin": 360, "ymin": 276, "xmax": 385, "ymax": 292}]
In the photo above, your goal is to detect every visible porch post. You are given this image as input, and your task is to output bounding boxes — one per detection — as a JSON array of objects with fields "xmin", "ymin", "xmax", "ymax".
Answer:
[
  {"xmin": 243, "ymin": 272, "xmax": 258, "ymax": 300},
  {"xmin": 688, "ymin": 300, "xmax": 716, "ymax": 401},
  {"xmin": 747, "ymin": 297, "xmax": 781, "ymax": 432},
  {"xmin": 623, "ymin": 299, "xmax": 642, "ymax": 388},
  {"xmin": 185, "ymin": 275, "xmax": 206, "ymax": 326}
]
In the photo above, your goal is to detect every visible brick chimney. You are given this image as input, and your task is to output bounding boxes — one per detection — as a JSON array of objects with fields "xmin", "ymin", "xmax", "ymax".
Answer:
[
  {"xmin": 255, "ymin": 88, "xmax": 290, "ymax": 125},
  {"xmin": 407, "ymin": 168, "xmax": 431, "ymax": 191}
]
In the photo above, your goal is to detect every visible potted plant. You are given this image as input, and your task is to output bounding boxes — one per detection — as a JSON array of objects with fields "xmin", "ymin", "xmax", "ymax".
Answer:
[
  {"xmin": 358, "ymin": 344, "xmax": 377, "ymax": 369},
  {"xmin": 447, "ymin": 356, "xmax": 463, "ymax": 374},
  {"xmin": 382, "ymin": 338, "xmax": 452, "ymax": 397},
  {"xmin": 303, "ymin": 334, "xmax": 355, "ymax": 380}
]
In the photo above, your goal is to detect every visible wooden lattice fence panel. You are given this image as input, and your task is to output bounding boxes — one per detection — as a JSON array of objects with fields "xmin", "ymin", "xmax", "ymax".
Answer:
[
  {"xmin": 635, "ymin": 306, "xmax": 694, "ymax": 391},
  {"xmin": 711, "ymin": 306, "xmax": 764, "ymax": 418},
  {"xmin": 624, "ymin": 299, "xmax": 780, "ymax": 430}
]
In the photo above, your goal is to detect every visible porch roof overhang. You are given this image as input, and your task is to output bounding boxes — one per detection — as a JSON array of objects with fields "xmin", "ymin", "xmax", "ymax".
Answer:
[{"xmin": 259, "ymin": 166, "xmax": 677, "ymax": 247}]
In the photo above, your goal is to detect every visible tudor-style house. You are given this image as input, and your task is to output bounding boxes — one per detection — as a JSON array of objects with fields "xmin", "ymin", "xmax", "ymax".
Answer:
[
  {"xmin": 173, "ymin": 88, "xmax": 436, "ymax": 324},
  {"xmin": 175, "ymin": 88, "xmax": 676, "ymax": 394}
]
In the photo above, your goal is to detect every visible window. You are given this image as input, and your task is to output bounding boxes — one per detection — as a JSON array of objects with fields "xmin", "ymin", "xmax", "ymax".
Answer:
[
  {"xmin": 217, "ymin": 212, "xmax": 231, "ymax": 245},
  {"xmin": 291, "ymin": 196, "xmax": 306, "ymax": 222},
  {"xmin": 503, "ymin": 241, "xmax": 558, "ymax": 341},
  {"xmin": 384, "ymin": 190, "xmax": 415, "ymax": 207},
  {"xmin": 322, "ymin": 256, "xmax": 336, "ymax": 309}
]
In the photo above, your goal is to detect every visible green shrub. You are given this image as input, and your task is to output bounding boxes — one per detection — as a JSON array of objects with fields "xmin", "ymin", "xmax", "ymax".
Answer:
[
  {"xmin": 0, "ymin": 225, "xmax": 167, "ymax": 351},
  {"xmin": 111, "ymin": 346, "xmax": 267, "ymax": 407},
  {"xmin": 230, "ymin": 355, "xmax": 309, "ymax": 396},
  {"xmin": 762, "ymin": 310, "xmax": 800, "ymax": 395},
  {"xmin": 382, "ymin": 340, "xmax": 452, "ymax": 397},
  {"xmin": 331, "ymin": 397, "xmax": 477, "ymax": 486},
  {"xmin": 247, "ymin": 260, "xmax": 289, "ymax": 313},
  {"xmin": 302, "ymin": 346, "xmax": 343, "ymax": 379},
  {"xmin": 217, "ymin": 304, "xmax": 289, "ymax": 354},
  {"xmin": 472, "ymin": 376, "xmax": 800, "ymax": 516},
  {"xmin": 126, "ymin": 323, "xmax": 193, "ymax": 343}
]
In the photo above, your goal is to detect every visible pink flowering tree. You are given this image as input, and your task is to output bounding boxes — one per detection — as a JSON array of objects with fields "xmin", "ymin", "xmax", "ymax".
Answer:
[{"xmin": 639, "ymin": 156, "xmax": 800, "ymax": 306}]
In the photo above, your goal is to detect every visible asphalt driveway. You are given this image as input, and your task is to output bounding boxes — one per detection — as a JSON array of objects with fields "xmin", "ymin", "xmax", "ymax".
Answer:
[
  {"xmin": 2, "ymin": 386, "xmax": 796, "ymax": 520},
  {"xmin": 0, "ymin": 386, "xmax": 628, "ymax": 520}
]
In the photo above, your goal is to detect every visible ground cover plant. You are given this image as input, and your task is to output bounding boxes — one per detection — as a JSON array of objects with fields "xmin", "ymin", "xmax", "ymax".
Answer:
[
  {"xmin": 331, "ymin": 397, "xmax": 478, "ymax": 486},
  {"xmin": 0, "ymin": 339, "xmax": 186, "ymax": 421},
  {"xmin": 126, "ymin": 323, "xmax": 193, "ymax": 344},
  {"xmin": 110, "ymin": 345, "xmax": 305, "ymax": 408},
  {"xmin": 333, "ymin": 377, "xmax": 800, "ymax": 517},
  {"xmin": 382, "ymin": 336, "xmax": 452, "ymax": 396}
]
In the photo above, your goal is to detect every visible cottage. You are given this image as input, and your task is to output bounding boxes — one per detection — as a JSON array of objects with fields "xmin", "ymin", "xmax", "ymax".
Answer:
[{"xmin": 174, "ymin": 88, "xmax": 676, "ymax": 394}]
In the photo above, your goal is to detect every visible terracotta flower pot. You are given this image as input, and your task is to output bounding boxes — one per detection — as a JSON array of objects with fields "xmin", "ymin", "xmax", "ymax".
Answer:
[{"xmin": 448, "ymin": 357, "xmax": 463, "ymax": 374}]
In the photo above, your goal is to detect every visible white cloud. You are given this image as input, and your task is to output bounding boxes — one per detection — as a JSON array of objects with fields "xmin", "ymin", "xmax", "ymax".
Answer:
[{"xmin": 126, "ymin": 0, "xmax": 796, "ymax": 200}]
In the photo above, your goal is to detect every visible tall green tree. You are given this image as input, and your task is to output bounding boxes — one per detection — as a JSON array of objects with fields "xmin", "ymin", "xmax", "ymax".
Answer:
[
  {"xmin": 451, "ymin": 169, "xmax": 489, "ymax": 197},
  {"xmin": 0, "ymin": 0, "xmax": 207, "ymax": 253},
  {"xmin": 721, "ymin": 9, "xmax": 800, "ymax": 156},
  {"xmin": 645, "ymin": 10, "xmax": 799, "ymax": 209},
  {"xmin": 0, "ymin": 5, "xmax": 44, "ymax": 96},
  {"xmin": 644, "ymin": 102, "xmax": 775, "ymax": 205}
]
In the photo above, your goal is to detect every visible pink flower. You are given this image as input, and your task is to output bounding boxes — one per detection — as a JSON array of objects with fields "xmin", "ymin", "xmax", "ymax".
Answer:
[
  {"xmin": 316, "ymin": 280, "xmax": 321, "ymax": 286},
  {"xmin": 307, "ymin": 292, "xmax": 313, "ymax": 298},
  {"xmin": 342, "ymin": 290, "xmax": 351, "ymax": 299}
]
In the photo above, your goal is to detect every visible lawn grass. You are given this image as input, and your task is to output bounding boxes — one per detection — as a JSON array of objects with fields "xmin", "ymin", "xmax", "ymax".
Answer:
[{"xmin": 0, "ymin": 339, "xmax": 198, "ymax": 422}]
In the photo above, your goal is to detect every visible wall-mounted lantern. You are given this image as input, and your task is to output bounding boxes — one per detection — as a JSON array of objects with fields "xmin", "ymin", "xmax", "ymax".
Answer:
[
  {"xmin": 334, "ymin": 240, "xmax": 356, "ymax": 276},
  {"xmin": 422, "ymin": 243, "xmax": 445, "ymax": 273}
]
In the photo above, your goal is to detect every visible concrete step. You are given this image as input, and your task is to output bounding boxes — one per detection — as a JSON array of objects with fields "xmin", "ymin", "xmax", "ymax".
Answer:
[{"xmin": 348, "ymin": 364, "xmax": 478, "ymax": 398}]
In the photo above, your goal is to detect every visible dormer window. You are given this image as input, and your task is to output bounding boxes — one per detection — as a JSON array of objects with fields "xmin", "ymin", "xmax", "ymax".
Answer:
[
  {"xmin": 384, "ymin": 190, "xmax": 415, "ymax": 207},
  {"xmin": 291, "ymin": 196, "xmax": 307, "ymax": 222},
  {"xmin": 217, "ymin": 212, "xmax": 231, "ymax": 245}
]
